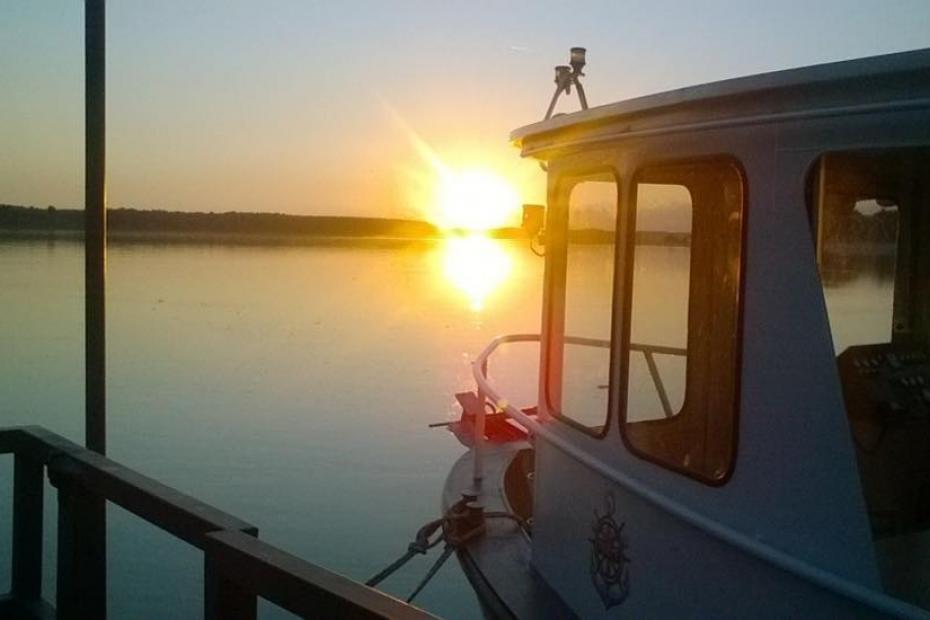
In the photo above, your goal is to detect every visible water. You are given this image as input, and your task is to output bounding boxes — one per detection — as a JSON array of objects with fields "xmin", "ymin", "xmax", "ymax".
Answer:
[
  {"xmin": 0, "ymin": 238, "xmax": 892, "ymax": 618},
  {"xmin": 0, "ymin": 237, "xmax": 543, "ymax": 619}
]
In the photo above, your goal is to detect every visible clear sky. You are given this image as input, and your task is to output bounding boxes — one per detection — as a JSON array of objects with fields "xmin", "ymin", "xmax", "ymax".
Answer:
[{"xmin": 3, "ymin": 1, "xmax": 930, "ymax": 224}]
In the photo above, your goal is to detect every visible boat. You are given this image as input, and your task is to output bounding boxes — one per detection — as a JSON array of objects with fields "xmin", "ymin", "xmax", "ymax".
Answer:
[{"xmin": 442, "ymin": 47, "xmax": 930, "ymax": 618}]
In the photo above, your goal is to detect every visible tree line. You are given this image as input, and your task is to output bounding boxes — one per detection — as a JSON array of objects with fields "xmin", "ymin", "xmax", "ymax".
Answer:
[{"xmin": 0, "ymin": 204, "xmax": 442, "ymax": 239}]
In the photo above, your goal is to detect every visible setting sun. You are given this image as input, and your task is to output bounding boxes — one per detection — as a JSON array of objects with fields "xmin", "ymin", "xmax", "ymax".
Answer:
[
  {"xmin": 434, "ymin": 168, "xmax": 521, "ymax": 231},
  {"xmin": 386, "ymin": 108, "xmax": 528, "ymax": 232}
]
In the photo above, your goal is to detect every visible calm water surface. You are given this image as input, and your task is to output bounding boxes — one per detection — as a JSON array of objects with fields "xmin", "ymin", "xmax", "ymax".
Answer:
[
  {"xmin": 0, "ymin": 237, "xmax": 544, "ymax": 619},
  {"xmin": 0, "ymin": 238, "xmax": 890, "ymax": 618}
]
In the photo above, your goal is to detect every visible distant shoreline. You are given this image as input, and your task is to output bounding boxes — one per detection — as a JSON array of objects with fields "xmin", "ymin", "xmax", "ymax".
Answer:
[
  {"xmin": 0, "ymin": 228, "xmax": 455, "ymax": 249},
  {"xmin": 0, "ymin": 204, "xmax": 529, "ymax": 246},
  {"xmin": 0, "ymin": 204, "xmax": 700, "ymax": 249}
]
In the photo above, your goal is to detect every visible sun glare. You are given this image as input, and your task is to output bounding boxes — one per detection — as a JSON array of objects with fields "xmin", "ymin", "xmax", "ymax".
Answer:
[
  {"xmin": 442, "ymin": 236, "xmax": 513, "ymax": 311},
  {"xmin": 435, "ymin": 168, "xmax": 521, "ymax": 231},
  {"xmin": 385, "ymin": 107, "xmax": 523, "ymax": 231}
]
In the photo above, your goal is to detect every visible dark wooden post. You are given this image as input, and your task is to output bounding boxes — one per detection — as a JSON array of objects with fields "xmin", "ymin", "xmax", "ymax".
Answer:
[
  {"xmin": 85, "ymin": 0, "xmax": 107, "ymax": 455},
  {"xmin": 204, "ymin": 554, "xmax": 258, "ymax": 620},
  {"xmin": 55, "ymin": 475, "xmax": 107, "ymax": 620},
  {"xmin": 84, "ymin": 1, "xmax": 109, "ymax": 615},
  {"xmin": 11, "ymin": 454, "xmax": 44, "ymax": 602}
]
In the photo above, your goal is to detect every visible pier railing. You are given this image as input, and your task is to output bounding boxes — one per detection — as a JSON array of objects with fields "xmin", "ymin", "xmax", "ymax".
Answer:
[{"xmin": 0, "ymin": 425, "xmax": 436, "ymax": 620}]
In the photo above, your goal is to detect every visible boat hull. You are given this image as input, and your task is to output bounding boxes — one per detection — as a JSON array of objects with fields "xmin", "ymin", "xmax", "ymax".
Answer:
[{"xmin": 441, "ymin": 443, "xmax": 577, "ymax": 620}]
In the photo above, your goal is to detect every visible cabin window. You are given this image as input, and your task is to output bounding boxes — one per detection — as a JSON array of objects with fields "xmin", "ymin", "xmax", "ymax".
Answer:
[
  {"xmin": 626, "ymin": 183, "xmax": 692, "ymax": 421},
  {"xmin": 810, "ymin": 150, "xmax": 930, "ymax": 545},
  {"xmin": 621, "ymin": 161, "xmax": 744, "ymax": 484},
  {"xmin": 810, "ymin": 152, "xmax": 910, "ymax": 353},
  {"xmin": 547, "ymin": 173, "xmax": 619, "ymax": 434}
]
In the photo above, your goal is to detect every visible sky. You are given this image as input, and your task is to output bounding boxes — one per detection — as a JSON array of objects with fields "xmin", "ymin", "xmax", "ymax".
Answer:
[{"xmin": 3, "ymin": 1, "xmax": 930, "ymax": 225}]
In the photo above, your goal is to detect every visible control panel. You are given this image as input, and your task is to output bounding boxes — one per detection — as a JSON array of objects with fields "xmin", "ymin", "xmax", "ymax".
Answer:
[
  {"xmin": 838, "ymin": 342, "xmax": 930, "ymax": 535},
  {"xmin": 839, "ymin": 343, "xmax": 930, "ymax": 446}
]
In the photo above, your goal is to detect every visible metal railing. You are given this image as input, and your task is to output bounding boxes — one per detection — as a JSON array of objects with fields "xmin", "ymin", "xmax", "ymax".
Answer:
[
  {"xmin": 470, "ymin": 334, "xmax": 686, "ymax": 482},
  {"xmin": 630, "ymin": 342, "xmax": 688, "ymax": 419},
  {"xmin": 0, "ymin": 426, "xmax": 437, "ymax": 620}
]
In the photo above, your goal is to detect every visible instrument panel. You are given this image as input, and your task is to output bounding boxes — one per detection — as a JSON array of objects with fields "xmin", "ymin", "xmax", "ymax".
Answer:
[
  {"xmin": 838, "ymin": 342, "xmax": 930, "ymax": 535},
  {"xmin": 839, "ymin": 343, "xmax": 930, "ymax": 447}
]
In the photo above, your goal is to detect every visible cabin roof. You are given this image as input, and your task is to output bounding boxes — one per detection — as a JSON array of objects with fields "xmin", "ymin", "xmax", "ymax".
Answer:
[{"xmin": 511, "ymin": 47, "xmax": 930, "ymax": 155}]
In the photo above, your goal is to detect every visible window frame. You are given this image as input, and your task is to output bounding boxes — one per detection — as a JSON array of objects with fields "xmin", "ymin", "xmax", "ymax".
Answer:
[
  {"xmin": 544, "ymin": 165, "xmax": 623, "ymax": 439},
  {"xmin": 617, "ymin": 156, "xmax": 748, "ymax": 486}
]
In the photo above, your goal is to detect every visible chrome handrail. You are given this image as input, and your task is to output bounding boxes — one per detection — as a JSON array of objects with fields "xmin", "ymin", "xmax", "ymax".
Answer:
[
  {"xmin": 630, "ymin": 342, "xmax": 687, "ymax": 418},
  {"xmin": 472, "ymin": 333, "xmax": 540, "ymax": 482},
  {"xmin": 470, "ymin": 334, "xmax": 685, "ymax": 482}
]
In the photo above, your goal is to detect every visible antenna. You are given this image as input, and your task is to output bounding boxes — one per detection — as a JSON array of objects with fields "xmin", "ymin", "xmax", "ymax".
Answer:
[{"xmin": 544, "ymin": 47, "xmax": 588, "ymax": 120}]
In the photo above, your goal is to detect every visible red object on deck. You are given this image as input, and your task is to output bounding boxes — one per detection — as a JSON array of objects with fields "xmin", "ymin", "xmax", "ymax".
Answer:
[{"xmin": 450, "ymin": 392, "xmax": 535, "ymax": 447}]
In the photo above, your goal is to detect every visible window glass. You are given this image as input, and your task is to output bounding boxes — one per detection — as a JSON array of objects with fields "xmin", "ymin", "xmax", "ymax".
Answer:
[
  {"xmin": 549, "ymin": 176, "xmax": 618, "ymax": 433},
  {"xmin": 813, "ymin": 154, "xmax": 903, "ymax": 353},
  {"xmin": 627, "ymin": 184, "xmax": 692, "ymax": 421},
  {"xmin": 622, "ymin": 161, "xmax": 744, "ymax": 484},
  {"xmin": 812, "ymin": 150, "xmax": 930, "ymax": 541}
]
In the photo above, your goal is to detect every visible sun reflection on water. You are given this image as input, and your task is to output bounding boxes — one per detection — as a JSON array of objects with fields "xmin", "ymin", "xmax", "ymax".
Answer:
[{"xmin": 441, "ymin": 235, "xmax": 513, "ymax": 312}]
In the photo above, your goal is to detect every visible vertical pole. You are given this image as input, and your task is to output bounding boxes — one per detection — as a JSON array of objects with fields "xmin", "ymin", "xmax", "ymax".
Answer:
[
  {"xmin": 84, "ymin": 3, "xmax": 109, "ymax": 617},
  {"xmin": 11, "ymin": 455, "xmax": 44, "ymax": 602},
  {"xmin": 85, "ymin": 0, "xmax": 107, "ymax": 455},
  {"xmin": 473, "ymin": 359, "xmax": 488, "ymax": 485},
  {"xmin": 56, "ymin": 477, "xmax": 107, "ymax": 620}
]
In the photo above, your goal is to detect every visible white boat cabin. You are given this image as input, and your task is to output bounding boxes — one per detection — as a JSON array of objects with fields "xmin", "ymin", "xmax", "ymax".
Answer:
[{"xmin": 465, "ymin": 48, "xmax": 930, "ymax": 618}]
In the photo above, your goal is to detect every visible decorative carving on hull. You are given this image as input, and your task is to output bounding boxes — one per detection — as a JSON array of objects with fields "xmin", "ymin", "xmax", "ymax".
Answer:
[{"xmin": 590, "ymin": 493, "xmax": 630, "ymax": 609}]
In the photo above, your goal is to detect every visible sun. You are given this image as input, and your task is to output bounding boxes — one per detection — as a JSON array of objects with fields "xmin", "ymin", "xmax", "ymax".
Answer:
[
  {"xmin": 385, "ymin": 107, "xmax": 524, "ymax": 231},
  {"xmin": 435, "ymin": 168, "xmax": 521, "ymax": 231}
]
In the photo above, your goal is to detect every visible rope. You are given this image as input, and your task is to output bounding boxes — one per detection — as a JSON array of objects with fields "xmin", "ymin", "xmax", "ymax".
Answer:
[
  {"xmin": 406, "ymin": 545, "xmax": 454, "ymax": 603},
  {"xmin": 365, "ymin": 517, "xmax": 444, "ymax": 587},
  {"xmin": 366, "ymin": 497, "xmax": 529, "ymax": 602}
]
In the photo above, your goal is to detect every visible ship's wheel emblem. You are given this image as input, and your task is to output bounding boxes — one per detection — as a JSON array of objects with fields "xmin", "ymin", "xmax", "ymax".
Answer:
[{"xmin": 589, "ymin": 493, "xmax": 630, "ymax": 609}]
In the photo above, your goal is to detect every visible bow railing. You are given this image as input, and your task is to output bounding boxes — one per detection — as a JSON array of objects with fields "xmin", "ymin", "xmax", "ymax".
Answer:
[{"xmin": 469, "ymin": 334, "xmax": 685, "ymax": 482}]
